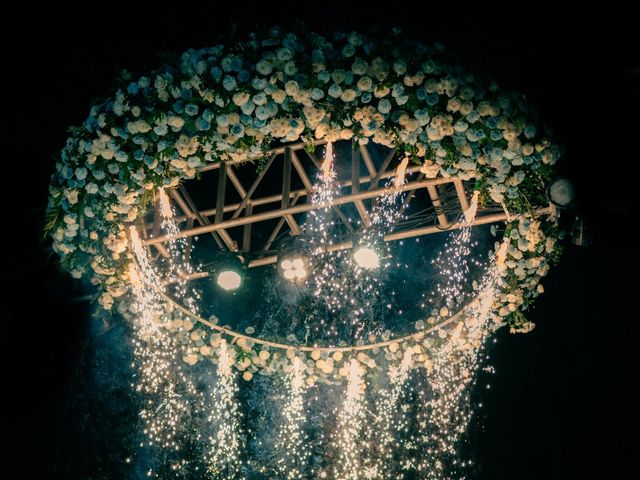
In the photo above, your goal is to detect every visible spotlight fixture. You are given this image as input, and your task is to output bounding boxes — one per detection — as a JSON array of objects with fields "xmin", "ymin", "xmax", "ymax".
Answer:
[
  {"xmin": 213, "ymin": 253, "xmax": 246, "ymax": 292},
  {"xmin": 276, "ymin": 237, "xmax": 311, "ymax": 283},
  {"xmin": 353, "ymin": 246, "xmax": 380, "ymax": 270},
  {"xmin": 547, "ymin": 178, "xmax": 575, "ymax": 209}
]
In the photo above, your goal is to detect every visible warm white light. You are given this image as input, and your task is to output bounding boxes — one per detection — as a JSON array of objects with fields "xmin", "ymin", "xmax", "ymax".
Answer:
[
  {"xmin": 217, "ymin": 270, "xmax": 242, "ymax": 291},
  {"xmin": 353, "ymin": 247, "xmax": 380, "ymax": 269},
  {"xmin": 281, "ymin": 259, "xmax": 293, "ymax": 270},
  {"xmin": 279, "ymin": 255, "xmax": 308, "ymax": 282}
]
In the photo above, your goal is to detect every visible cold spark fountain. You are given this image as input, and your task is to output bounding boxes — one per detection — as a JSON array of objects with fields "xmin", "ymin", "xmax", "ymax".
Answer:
[{"xmin": 124, "ymin": 143, "xmax": 501, "ymax": 480}]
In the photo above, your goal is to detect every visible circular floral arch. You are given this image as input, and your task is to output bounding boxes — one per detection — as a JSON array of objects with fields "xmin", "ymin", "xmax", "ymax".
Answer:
[{"xmin": 46, "ymin": 26, "xmax": 562, "ymax": 342}]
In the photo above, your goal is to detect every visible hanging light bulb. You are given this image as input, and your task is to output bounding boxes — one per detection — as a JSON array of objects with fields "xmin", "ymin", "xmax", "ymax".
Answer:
[
  {"xmin": 277, "ymin": 237, "xmax": 311, "ymax": 283},
  {"xmin": 212, "ymin": 253, "xmax": 246, "ymax": 292},
  {"xmin": 216, "ymin": 270, "xmax": 243, "ymax": 291},
  {"xmin": 353, "ymin": 246, "xmax": 380, "ymax": 270}
]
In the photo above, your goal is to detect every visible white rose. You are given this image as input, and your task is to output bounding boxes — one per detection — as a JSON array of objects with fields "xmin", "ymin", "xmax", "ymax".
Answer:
[
  {"xmin": 271, "ymin": 89, "xmax": 286, "ymax": 104},
  {"xmin": 357, "ymin": 76, "xmax": 373, "ymax": 91},
  {"xmin": 340, "ymin": 89, "xmax": 357, "ymax": 102},
  {"xmin": 232, "ymin": 92, "xmax": 250, "ymax": 106}
]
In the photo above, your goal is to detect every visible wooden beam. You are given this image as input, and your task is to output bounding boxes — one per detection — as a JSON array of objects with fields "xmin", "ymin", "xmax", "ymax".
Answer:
[
  {"xmin": 178, "ymin": 207, "xmax": 553, "ymax": 270},
  {"xmin": 282, "ymin": 147, "xmax": 301, "ymax": 235},
  {"xmin": 143, "ymin": 176, "xmax": 459, "ymax": 246},
  {"xmin": 172, "ymin": 187, "xmax": 225, "ymax": 249},
  {"xmin": 263, "ymin": 192, "xmax": 304, "ymax": 251},
  {"xmin": 426, "ymin": 184, "xmax": 449, "ymax": 229},
  {"xmin": 162, "ymin": 166, "xmax": 424, "ymax": 226},
  {"xmin": 229, "ymin": 153, "xmax": 276, "ymax": 220},
  {"xmin": 454, "ymin": 179, "xmax": 470, "ymax": 212},
  {"xmin": 215, "ymin": 163, "xmax": 227, "ymax": 224},
  {"xmin": 226, "ymin": 166, "xmax": 247, "ymax": 198},
  {"xmin": 242, "ymin": 203, "xmax": 253, "ymax": 252},
  {"xmin": 351, "ymin": 142, "xmax": 371, "ymax": 227},
  {"xmin": 368, "ymin": 147, "xmax": 397, "ymax": 190},
  {"xmin": 359, "ymin": 144, "xmax": 378, "ymax": 178}
]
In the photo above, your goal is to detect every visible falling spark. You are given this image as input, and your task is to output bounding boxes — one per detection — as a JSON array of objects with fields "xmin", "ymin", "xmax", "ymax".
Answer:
[
  {"xmin": 321, "ymin": 141, "xmax": 334, "ymax": 180},
  {"xmin": 158, "ymin": 187, "xmax": 174, "ymax": 219},
  {"xmin": 416, "ymin": 260, "xmax": 499, "ymax": 479},
  {"xmin": 124, "ymin": 146, "xmax": 503, "ymax": 478},
  {"xmin": 128, "ymin": 227, "xmax": 204, "ymax": 477},
  {"xmin": 373, "ymin": 347, "xmax": 414, "ymax": 478},
  {"xmin": 306, "ymin": 145, "xmax": 406, "ymax": 339},
  {"xmin": 275, "ymin": 357, "xmax": 309, "ymax": 479},
  {"xmin": 393, "ymin": 156, "xmax": 409, "ymax": 190},
  {"xmin": 207, "ymin": 339, "xmax": 244, "ymax": 479},
  {"xmin": 333, "ymin": 359, "xmax": 373, "ymax": 480},
  {"xmin": 157, "ymin": 188, "xmax": 201, "ymax": 314},
  {"xmin": 496, "ymin": 238, "xmax": 510, "ymax": 267},
  {"xmin": 463, "ymin": 191, "xmax": 480, "ymax": 225},
  {"xmin": 429, "ymin": 224, "xmax": 480, "ymax": 312}
]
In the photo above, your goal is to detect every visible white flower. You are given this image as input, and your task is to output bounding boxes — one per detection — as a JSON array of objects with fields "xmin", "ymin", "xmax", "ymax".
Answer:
[
  {"xmin": 232, "ymin": 92, "xmax": 250, "ymax": 106},
  {"xmin": 378, "ymin": 99, "xmax": 391, "ymax": 114},
  {"xmin": 252, "ymin": 92, "xmax": 267, "ymax": 105},
  {"xmin": 374, "ymin": 85, "xmax": 390, "ymax": 98},
  {"xmin": 271, "ymin": 89, "xmax": 286, "ymax": 104},
  {"xmin": 284, "ymin": 61, "xmax": 297, "ymax": 76},
  {"xmin": 522, "ymin": 144, "xmax": 534, "ymax": 156},
  {"xmin": 167, "ymin": 116, "xmax": 185, "ymax": 129},
  {"xmin": 340, "ymin": 89, "xmax": 357, "ymax": 102},
  {"xmin": 393, "ymin": 60, "xmax": 407, "ymax": 75},
  {"xmin": 256, "ymin": 59, "xmax": 272, "ymax": 75},
  {"xmin": 420, "ymin": 160, "xmax": 440, "ymax": 178},
  {"xmin": 331, "ymin": 69, "xmax": 346, "ymax": 84},
  {"xmin": 447, "ymin": 98, "xmax": 461, "ymax": 112},
  {"xmin": 477, "ymin": 101, "xmax": 492, "ymax": 116},
  {"xmin": 65, "ymin": 190, "xmax": 79, "ymax": 204},
  {"xmin": 175, "ymin": 135, "xmax": 199, "ymax": 157},
  {"xmin": 284, "ymin": 80, "xmax": 299, "ymax": 96},
  {"xmin": 328, "ymin": 84, "xmax": 342, "ymax": 98},
  {"xmin": 276, "ymin": 47, "xmax": 293, "ymax": 62},
  {"xmin": 352, "ymin": 59, "xmax": 368, "ymax": 75},
  {"xmin": 356, "ymin": 76, "xmax": 373, "ymax": 91},
  {"xmin": 75, "ymin": 167, "xmax": 87, "ymax": 180},
  {"xmin": 98, "ymin": 292, "xmax": 113, "ymax": 309},
  {"xmin": 126, "ymin": 119, "xmax": 151, "ymax": 134}
]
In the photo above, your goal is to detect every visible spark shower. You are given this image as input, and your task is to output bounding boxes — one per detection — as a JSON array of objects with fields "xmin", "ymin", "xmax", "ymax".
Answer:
[{"xmin": 124, "ymin": 143, "xmax": 503, "ymax": 479}]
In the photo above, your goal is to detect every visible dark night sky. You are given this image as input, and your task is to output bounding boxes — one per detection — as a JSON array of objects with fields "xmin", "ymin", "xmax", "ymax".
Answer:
[{"xmin": 1, "ymin": 4, "xmax": 638, "ymax": 479}]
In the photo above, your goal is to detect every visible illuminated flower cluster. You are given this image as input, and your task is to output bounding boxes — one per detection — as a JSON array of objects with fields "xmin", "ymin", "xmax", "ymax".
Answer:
[{"xmin": 46, "ymin": 25, "xmax": 561, "ymax": 332}]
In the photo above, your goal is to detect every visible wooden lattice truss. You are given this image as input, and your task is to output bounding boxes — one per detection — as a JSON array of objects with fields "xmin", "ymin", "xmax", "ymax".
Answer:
[{"xmin": 140, "ymin": 140, "xmax": 552, "ymax": 270}]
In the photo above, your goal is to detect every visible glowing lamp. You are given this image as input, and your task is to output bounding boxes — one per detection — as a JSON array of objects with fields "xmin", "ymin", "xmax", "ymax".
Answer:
[
  {"xmin": 216, "ymin": 270, "xmax": 242, "ymax": 291},
  {"xmin": 277, "ymin": 238, "xmax": 310, "ymax": 283},
  {"xmin": 212, "ymin": 253, "xmax": 246, "ymax": 292},
  {"xmin": 353, "ymin": 246, "xmax": 380, "ymax": 270}
]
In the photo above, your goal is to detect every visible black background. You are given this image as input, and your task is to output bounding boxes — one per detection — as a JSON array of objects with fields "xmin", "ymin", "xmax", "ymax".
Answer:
[{"xmin": 1, "ymin": 3, "xmax": 638, "ymax": 479}]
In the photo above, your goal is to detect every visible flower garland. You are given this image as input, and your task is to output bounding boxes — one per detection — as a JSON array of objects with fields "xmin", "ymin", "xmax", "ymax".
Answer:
[{"xmin": 46, "ymin": 25, "xmax": 562, "ymax": 338}]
